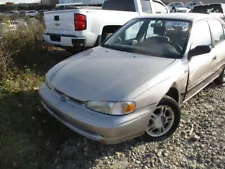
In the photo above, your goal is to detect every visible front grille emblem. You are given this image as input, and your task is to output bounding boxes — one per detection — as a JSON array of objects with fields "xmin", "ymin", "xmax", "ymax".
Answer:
[{"xmin": 55, "ymin": 22, "xmax": 60, "ymax": 26}]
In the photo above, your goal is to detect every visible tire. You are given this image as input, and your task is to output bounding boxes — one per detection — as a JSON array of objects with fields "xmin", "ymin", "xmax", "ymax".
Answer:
[
  {"xmin": 141, "ymin": 96, "xmax": 181, "ymax": 142},
  {"xmin": 214, "ymin": 67, "xmax": 225, "ymax": 85}
]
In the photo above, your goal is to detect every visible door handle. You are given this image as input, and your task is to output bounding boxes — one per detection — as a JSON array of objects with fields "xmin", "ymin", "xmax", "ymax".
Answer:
[{"xmin": 212, "ymin": 56, "xmax": 217, "ymax": 61}]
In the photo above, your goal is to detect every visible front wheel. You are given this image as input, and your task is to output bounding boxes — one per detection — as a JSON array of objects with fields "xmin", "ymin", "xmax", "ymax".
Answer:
[
  {"xmin": 141, "ymin": 96, "xmax": 181, "ymax": 142},
  {"xmin": 214, "ymin": 67, "xmax": 225, "ymax": 85}
]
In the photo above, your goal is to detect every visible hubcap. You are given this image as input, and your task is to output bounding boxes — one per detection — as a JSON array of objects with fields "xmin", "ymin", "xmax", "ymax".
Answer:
[{"xmin": 146, "ymin": 105, "xmax": 175, "ymax": 137}]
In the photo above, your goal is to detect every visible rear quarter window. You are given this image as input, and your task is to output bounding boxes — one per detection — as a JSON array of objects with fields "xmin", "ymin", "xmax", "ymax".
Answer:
[
  {"xmin": 208, "ymin": 19, "xmax": 225, "ymax": 45},
  {"xmin": 102, "ymin": 0, "xmax": 135, "ymax": 12},
  {"xmin": 140, "ymin": 0, "xmax": 152, "ymax": 13}
]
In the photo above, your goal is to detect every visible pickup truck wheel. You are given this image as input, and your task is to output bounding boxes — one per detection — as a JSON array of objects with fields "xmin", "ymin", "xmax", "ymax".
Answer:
[
  {"xmin": 142, "ymin": 96, "xmax": 180, "ymax": 142},
  {"xmin": 214, "ymin": 67, "xmax": 225, "ymax": 85}
]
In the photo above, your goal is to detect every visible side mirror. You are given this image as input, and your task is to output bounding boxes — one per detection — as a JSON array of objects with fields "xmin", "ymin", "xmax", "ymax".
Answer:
[{"xmin": 188, "ymin": 45, "xmax": 211, "ymax": 59}]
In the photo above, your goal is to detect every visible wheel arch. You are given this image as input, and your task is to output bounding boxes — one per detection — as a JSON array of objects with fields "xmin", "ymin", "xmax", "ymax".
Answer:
[
  {"xmin": 95, "ymin": 25, "xmax": 122, "ymax": 45},
  {"xmin": 165, "ymin": 87, "xmax": 179, "ymax": 103},
  {"xmin": 101, "ymin": 25, "xmax": 121, "ymax": 35}
]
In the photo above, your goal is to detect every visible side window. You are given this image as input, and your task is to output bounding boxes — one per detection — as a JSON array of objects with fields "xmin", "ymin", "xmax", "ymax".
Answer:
[
  {"xmin": 153, "ymin": 1, "xmax": 168, "ymax": 13},
  {"xmin": 191, "ymin": 20, "xmax": 211, "ymax": 49},
  {"xmin": 208, "ymin": 19, "xmax": 225, "ymax": 45},
  {"xmin": 125, "ymin": 21, "xmax": 144, "ymax": 40},
  {"xmin": 140, "ymin": 0, "xmax": 152, "ymax": 13}
]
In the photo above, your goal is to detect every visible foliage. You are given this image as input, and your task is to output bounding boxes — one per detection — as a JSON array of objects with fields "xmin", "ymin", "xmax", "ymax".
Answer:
[
  {"xmin": 0, "ymin": 29, "xmax": 71, "ymax": 169},
  {"xmin": 0, "ymin": 17, "xmax": 47, "ymax": 79}
]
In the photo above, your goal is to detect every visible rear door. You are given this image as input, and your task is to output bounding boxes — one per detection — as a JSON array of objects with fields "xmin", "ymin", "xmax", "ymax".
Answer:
[
  {"xmin": 186, "ymin": 20, "xmax": 214, "ymax": 99},
  {"xmin": 208, "ymin": 19, "xmax": 225, "ymax": 72}
]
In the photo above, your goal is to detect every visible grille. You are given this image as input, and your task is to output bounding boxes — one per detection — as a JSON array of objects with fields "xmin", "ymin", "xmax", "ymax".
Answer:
[{"xmin": 53, "ymin": 88, "xmax": 84, "ymax": 105}]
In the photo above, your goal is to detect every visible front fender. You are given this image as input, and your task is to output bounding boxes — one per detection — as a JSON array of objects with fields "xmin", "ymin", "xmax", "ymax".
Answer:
[
  {"xmin": 133, "ymin": 77, "xmax": 177, "ymax": 109},
  {"xmin": 133, "ymin": 61, "xmax": 188, "ymax": 109}
]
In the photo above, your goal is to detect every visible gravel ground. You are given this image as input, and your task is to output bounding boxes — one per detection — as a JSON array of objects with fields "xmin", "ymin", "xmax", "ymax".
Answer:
[{"xmin": 43, "ymin": 83, "xmax": 225, "ymax": 169}]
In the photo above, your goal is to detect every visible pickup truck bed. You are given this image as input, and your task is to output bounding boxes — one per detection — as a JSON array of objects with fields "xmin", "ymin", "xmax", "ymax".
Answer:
[
  {"xmin": 43, "ymin": 0, "xmax": 169, "ymax": 50},
  {"xmin": 43, "ymin": 8, "xmax": 138, "ymax": 48}
]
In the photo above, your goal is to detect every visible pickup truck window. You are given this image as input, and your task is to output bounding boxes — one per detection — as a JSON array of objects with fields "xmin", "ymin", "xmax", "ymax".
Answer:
[
  {"xmin": 208, "ymin": 20, "xmax": 225, "ymax": 45},
  {"xmin": 102, "ymin": 0, "xmax": 135, "ymax": 12},
  {"xmin": 191, "ymin": 20, "xmax": 211, "ymax": 49},
  {"xmin": 192, "ymin": 4, "xmax": 223, "ymax": 14},
  {"xmin": 154, "ymin": 1, "xmax": 168, "ymax": 13},
  {"xmin": 140, "ymin": 0, "xmax": 152, "ymax": 13},
  {"xmin": 103, "ymin": 18, "xmax": 191, "ymax": 58}
]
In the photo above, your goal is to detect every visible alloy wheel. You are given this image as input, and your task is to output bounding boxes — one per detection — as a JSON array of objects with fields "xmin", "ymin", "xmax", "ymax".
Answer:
[{"xmin": 146, "ymin": 105, "xmax": 175, "ymax": 137}]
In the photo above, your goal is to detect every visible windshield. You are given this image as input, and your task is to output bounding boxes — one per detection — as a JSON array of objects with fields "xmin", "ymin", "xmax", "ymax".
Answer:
[
  {"xmin": 169, "ymin": 2, "xmax": 184, "ymax": 7},
  {"xmin": 192, "ymin": 4, "xmax": 223, "ymax": 13},
  {"xmin": 102, "ymin": 18, "xmax": 192, "ymax": 59},
  {"xmin": 176, "ymin": 3, "xmax": 185, "ymax": 7}
]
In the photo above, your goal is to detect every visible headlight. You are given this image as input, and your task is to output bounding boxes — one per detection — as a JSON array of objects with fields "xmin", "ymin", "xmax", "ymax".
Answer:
[
  {"xmin": 85, "ymin": 101, "xmax": 136, "ymax": 115},
  {"xmin": 45, "ymin": 77, "xmax": 53, "ymax": 89}
]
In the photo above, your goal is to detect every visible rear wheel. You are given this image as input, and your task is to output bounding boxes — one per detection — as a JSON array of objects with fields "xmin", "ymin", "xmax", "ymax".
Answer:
[
  {"xmin": 214, "ymin": 67, "xmax": 225, "ymax": 85},
  {"xmin": 142, "ymin": 96, "xmax": 181, "ymax": 142}
]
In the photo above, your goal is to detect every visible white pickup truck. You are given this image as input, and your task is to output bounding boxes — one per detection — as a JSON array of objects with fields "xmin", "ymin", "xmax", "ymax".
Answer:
[{"xmin": 43, "ymin": 0, "xmax": 169, "ymax": 51}]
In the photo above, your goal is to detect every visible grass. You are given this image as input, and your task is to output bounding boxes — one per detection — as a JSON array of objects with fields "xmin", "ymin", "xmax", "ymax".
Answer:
[
  {"xmin": 0, "ymin": 49, "xmax": 75, "ymax": 169},
  {"xmin": 0, "ymin": 17, "xmax": 77, "ymax": 168}
]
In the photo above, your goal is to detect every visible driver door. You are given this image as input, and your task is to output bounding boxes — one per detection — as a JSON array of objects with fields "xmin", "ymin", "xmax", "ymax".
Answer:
[{"xmin": 186, "ymin": 20, "xmax": 215, "ymax": 99}]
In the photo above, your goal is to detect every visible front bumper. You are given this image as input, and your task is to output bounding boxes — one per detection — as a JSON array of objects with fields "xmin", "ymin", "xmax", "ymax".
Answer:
[
  {"xmin": 43, "ymin": 33, "xmax": 86, "ymax": 48},
  {"xmin": 39, "ymin": 84, "xmax": 156, "ymax": 144}
]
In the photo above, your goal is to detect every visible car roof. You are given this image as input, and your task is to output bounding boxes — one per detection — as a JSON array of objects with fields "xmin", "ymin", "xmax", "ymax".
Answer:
[{"xmin": 138, "ymin": 13, "xmax": 217, "ymax": 22}]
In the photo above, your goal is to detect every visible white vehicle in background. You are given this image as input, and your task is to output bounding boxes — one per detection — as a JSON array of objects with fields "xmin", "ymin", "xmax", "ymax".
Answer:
[
  {"xmin": 191, "ymin": 3, "xmax": 225, "ymax": 21},
  {"xmin": 167, "ymin": 2, "xmax": 190, "ymax": 13},
  {"xmin": 19, "ymin": 10, "xmax": 27, "ymax": 16},
  {"xmin": 25, "ymin": 10, "xmax": 39, "ymax": 17},
  {"xmin": 6, "ymin": 11, "xmax": 19, "ymax": 16},
  {"xmin": 43, "ymin": 0, "xmax": 169, "ymax": 52},
  {"xmin": 185, "ymin": 1, "xmax": 203, "ymax": 10}
]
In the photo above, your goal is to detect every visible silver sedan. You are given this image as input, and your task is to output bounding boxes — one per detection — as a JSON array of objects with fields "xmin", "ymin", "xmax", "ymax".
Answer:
[{"xmin": 39, "ymin": 13, "xmax": 225, "ymax": 144}]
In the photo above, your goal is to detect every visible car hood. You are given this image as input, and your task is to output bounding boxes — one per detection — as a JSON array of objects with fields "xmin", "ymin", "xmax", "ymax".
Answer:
[{"xmin": 47, "ymin": 47, "xmax": 175, "ymax": 101}]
